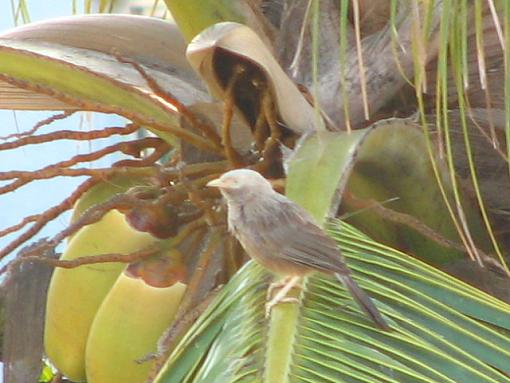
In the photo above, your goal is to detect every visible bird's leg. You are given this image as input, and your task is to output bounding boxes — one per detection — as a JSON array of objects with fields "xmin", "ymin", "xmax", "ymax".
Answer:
[
  {"xmin": 265, "ymin": 275, "xmax": 301, "ymax": 317},
  {"xmin": 266, "ymin": 276, "xmax": 294, "ymax": 300}
]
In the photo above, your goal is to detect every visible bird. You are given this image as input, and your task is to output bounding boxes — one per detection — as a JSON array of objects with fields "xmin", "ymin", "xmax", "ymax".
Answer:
[{"xmin": 207, "ymin": 168, "xmax": 389, "ymax": 330}]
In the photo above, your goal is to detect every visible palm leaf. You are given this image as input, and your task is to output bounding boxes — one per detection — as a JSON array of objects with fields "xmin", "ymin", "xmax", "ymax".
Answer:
[
  {"xmin": 155, "ymin": 222, "xmax": 510, "ymax": 383},
  {"xmin": 0, "ymin": 15, "xmax": 210, "ymax": 147},
  {"xmin": 163, "ymin": 0, "xmax": 274, "ymax": 46}
]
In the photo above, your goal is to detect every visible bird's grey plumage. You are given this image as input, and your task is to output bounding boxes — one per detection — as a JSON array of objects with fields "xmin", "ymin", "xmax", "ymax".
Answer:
[{"xmin": 207, "ymin": 169, "xmax": 389, "ymax": 330}]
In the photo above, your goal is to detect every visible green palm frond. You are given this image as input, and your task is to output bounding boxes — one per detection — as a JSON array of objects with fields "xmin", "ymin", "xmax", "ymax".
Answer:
[{"xmin": 156, "ymin": 221, "xmax": 510, "ymax": 383}]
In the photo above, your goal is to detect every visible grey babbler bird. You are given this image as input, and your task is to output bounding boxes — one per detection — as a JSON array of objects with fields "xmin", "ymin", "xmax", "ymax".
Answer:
[{"xmin": 207, "ymin": 168, "xmax": 389, "ymax": 330}]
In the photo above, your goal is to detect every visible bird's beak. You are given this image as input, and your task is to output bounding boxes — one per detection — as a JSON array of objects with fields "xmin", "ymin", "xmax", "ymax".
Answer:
[{"xmin": 206, "ymin": 178, "xmax": 224, "ymax": 188}]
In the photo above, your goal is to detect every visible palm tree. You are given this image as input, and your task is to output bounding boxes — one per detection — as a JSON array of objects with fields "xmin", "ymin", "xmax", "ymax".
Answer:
[{"xmin": 1, "ymin": 1, "xmax": 510, "ymax": 382}]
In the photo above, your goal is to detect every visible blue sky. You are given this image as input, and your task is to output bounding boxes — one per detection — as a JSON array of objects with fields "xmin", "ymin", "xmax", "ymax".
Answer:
[{"xmin": 0, "ymin": 3, "xmax": 129, "ymax": 260}]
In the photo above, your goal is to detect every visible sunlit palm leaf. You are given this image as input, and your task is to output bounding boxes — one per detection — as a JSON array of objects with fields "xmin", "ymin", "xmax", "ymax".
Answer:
[
  {"xmin": 0, "ymin": 14, "xmax": 203, "ymax": 112},
  {"xmin": 0, "ymin": 15, "xmax": 213, "ymax": 148}
]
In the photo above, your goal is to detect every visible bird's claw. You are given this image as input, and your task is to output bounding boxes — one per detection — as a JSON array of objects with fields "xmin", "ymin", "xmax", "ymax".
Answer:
[
  {"xmin": 266, "ymin": 280, "xmax": 288, "ymax": 301},
  {"xmin": 265, "ymin": 275, "xmax": 302, "ymax": 318},
  {"xmin": 265, "ymin": 296, "xmax": 300, "ymax": 317},
  {"xmin": 266, "ymin": 277, "xmax": 302, "ymax": 300}
]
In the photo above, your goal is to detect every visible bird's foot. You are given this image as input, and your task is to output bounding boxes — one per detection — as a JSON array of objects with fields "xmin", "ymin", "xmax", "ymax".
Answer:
[
  {"xmin": 265, "ymin": 297, "xmax": 300, "ymax": 317},
  {"xmin": 265, "ymin": 276, "xmax": 301, "ymax": 317},
  {"xmin": 266, "ymin": 276, "xmax": 302, "ymax": 300}
]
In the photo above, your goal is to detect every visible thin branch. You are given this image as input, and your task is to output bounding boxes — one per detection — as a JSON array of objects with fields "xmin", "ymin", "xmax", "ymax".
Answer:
[
  {"xmin": 161, "ymin": 161, "xmax": 229, "ymax": 179},
  {"xmin": 221, "ymin": 64, "xmax": 245, "ymax": 166},
  {"xmin": 0, "ymin": 137, "xmax": 167, "ymax": 195},
  {"xmin": 0, "ymin": 214, "xmax": 39, "ymax": 238},
  {"xmin": 49, "ymin": 194, "xmax": 146, "ymax": 246},
  {"xmin": 0, "ymin": 166, "xmax": 158, "ymax": 196},
  {"xmin": 0, "ymin": 110, "xmax": 75, "ymax": 140},
  {"xmin": 114, "ymin": 141, "xmax": 169, "ymax": 168},
  {"xmin": 2, "ymin": 216, "xmax": 207, "ymax": 280},
  {"xmin": 0, "ymin": 123, "xmax": 139, "ymax": 151},
  {"xmin": 6, "ymin": 246, "xmax": 159, "ymax": 272},
  {"xmin": 0, "ymin": 178, "xmax": 99, "ymax": 261},
  {"xmin": 175, "ymin": 231, "xmax": 222, "ymax": 320},
  {"xmin": 114, "ymin": 53, "xmax": 223, "ymax": 148},
  {"xmin": 0, "ymin": 73, "xmax": 221, "ymax": 155},
  {"xmin": 178, "ymin": 171, "xmax": 220, "ymax": 226},
  {"xmin": 144, "ymin": 120, "xmax": 222, "ymax": 155},
  {"xmin": 261, "ymin": 90, "xmax": 282, "ymax": 141}
]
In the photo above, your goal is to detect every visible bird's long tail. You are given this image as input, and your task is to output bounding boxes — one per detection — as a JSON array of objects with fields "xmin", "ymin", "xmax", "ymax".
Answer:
[{"xmin": 336, "ymin": 273, "xmax": 390, "ymax": 331}]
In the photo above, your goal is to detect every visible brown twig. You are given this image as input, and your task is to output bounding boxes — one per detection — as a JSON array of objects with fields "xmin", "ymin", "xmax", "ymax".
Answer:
[
  {"xmin": 222, "ymin": 94, "xmax": 245, "ymax": 167},
  {"xmin": 0, "ymin": 163, "xmax": 160, "ymax": 181},
  {"xmin": 114, "ymin": 141, "xmax": 169, "ymax": 168},
  {"xmin": 0, "ymin": 142, "xmax": 171, "ymax": 258},
  {"xmin": 0, "ymin": 73, "xmax": 220, "ymax": 156},
  {"xmin": 253, "ymin": 108, "xmax": 269, "ymax": 151},
  {"xmin": 49, "ymin": 184, "xmax": 206, "ymax": 248},
  {"xmin": 0, "ymin": 137, "xmax": 167, "ymax": 195},
  {"xmin": 261, "ymin": 89, "xmax": 282, "ymax": 141},
  {"xmin": 178, "ymin": 169, "xmax": 220, "ymax": 226},
  {"xmin": 170, "ymin": 173, "xmax": 224, "ymax": 198},
  {"xmin": 114, "ymin": 53, "xmax": 222, "ymax": 148},
  {"xmin": 0, "ymin": 110, "xmax": 75, "ymax": 140},
  {"xmin": 169, "ymin": 219, "xmax": 208, "ymax": 248},
  {"xmin": 221, "ymin": 65, "xmax": 245, "ymax": 166},
  {"xmin": 161, "ymin": 161, "xmax": 228, "ymax": 179},
  {"xmin": 0, "ymin": 214, "xmax": 39, "ymax": 238},
  {"xmin": 3, "ymin": 246, "xmax": 160, "ymax": 276},
  {"xmin": 144, "ymin": 120, "xmax": 222, "ymax": 154},
  {"xmin": 176, "ymin": 231, "xmax": 222, "ymax": 319},
  {"xmin": 0, "ymin": 178, "xmax": 100, "ymax": 261},
  {"xmin": 257, "ymin": 137, "xmax": 281, "ymax": 174},
  {"xmin": 0, "ymin": 123, "xmax": 139, "ymax": 151},
  {"xmin": 2, "ymin": 215, "xmax": 207, "ymax": 281},
  {"xmin": 50, "ymin": 194, "xmax": 145, "ymax": 245},
  {"xmin": 249, "ymin": 79, "xmax": 276, "ymax": 151}
]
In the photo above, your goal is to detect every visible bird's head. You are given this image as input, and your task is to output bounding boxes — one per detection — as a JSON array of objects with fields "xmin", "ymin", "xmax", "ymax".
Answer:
[{"xmin": 206, "ymin": 169, "xmax": 274, "ymax": 203}]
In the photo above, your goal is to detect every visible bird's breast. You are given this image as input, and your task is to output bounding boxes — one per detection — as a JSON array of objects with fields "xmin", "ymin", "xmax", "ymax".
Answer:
[{"xmin": 228, "ymin": 212, "xmax": 310, "ymax": 277}]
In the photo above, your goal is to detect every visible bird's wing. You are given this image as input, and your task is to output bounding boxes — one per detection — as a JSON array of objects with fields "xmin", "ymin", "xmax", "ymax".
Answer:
[{"xmin": 266, "ymin": 204, "xmax": 351, "ymax": 275}]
